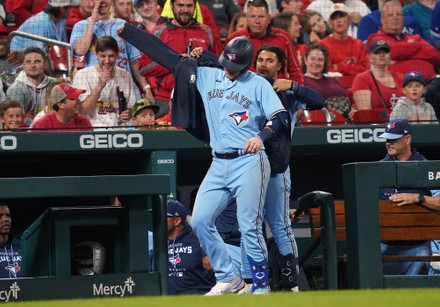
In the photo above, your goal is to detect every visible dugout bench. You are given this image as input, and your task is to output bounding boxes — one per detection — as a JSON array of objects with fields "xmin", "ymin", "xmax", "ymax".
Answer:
[{"xmin": 297, "ymin": 161, "xmax": 440, "ymax": 289}]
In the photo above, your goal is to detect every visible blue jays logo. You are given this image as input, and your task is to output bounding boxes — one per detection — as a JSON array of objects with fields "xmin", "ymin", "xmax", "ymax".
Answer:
[
  {"xmin": 227, "ymin": 53, "xmax": 236, "ymax": 61},
  {"xmin": 168, "ymin": 253, "xmax": 181, "ymax": 267},
  {"xmin": 5, "ymin": 263, "xmax": 21, "ymax": 278},
  {"xmin": 387, "ymin": 122, "xmax": 396, "ymax": 131},
  {"xmin": 229, "ymin": 111, "xmax": 249, "ymax": 126}
]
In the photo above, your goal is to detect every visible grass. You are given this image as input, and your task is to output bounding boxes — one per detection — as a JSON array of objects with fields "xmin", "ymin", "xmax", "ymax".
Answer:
[{"xmin": 9, "ymin": 289, "xmax": 440, "ymax": 307}]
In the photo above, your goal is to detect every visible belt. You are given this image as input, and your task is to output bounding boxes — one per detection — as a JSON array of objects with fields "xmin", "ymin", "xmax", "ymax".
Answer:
[{"xmin": 214, "ymin": 151, "xmax": 240, "ymax": 159}]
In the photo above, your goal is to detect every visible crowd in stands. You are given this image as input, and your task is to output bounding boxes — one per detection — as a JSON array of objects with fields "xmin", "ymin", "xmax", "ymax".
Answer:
[
  {"xmin": 1, "ymin": 0, "xmax": 440, "ymax": 294},
  {"xmin": 0, "ymin": 0, "xmax": 439, "ymax": 131}
]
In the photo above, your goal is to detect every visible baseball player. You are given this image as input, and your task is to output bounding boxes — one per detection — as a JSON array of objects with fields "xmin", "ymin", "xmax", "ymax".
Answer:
[
  {"xmin": 118, "ymin": 24, "xmax": 289, "ymax": 294},
  {"xmin": 255, "ymin": 45, "xmax": 325, "ymax": 291}
]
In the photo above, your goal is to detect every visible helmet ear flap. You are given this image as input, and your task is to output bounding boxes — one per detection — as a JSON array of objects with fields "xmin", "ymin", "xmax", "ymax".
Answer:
[{"xmin": 219, "ymin": 36, "xmax": 254, "ymax": 72}]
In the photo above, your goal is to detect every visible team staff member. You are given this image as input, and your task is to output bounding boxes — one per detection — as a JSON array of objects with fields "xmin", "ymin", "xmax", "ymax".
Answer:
[
  {"xmin": 119, "ymin": 24, "xmax": 288, "ymax": 294},
  {"xmin": 226, "ymin": 0, "xmax": 303, "ymax": 84},
  {"xmin": 254, "ymin": 45, "xmax": 324, "ymax": 291},
  {"xmin": 166, "ymin": 200, "xmax": 216, "ymax": 295},
  {"xmin": 0, "ymin": 202, "xmax": 22, "ymax": 279}
]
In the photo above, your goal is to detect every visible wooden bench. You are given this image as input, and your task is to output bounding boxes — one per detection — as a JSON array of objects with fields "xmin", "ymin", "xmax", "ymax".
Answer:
[
  {"xmin": 307, "ymin": 199, "xmax": 440, "ymax": 263},
  {"xmin": 296, "ymin": 191, "xmax": 440, "ymax": 289}
]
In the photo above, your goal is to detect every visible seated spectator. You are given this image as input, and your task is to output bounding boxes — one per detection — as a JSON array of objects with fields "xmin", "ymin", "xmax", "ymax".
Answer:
[
  {"xmin": 227, "ymin": 12, "xmax": 247, "ymax": 37},
  {"xmin": 130, "ymin": 98, "xmax": 159, "ymax": 130},
  {"xmin": 112, "ymin": 0, "xmax": 136, "ymax": 23},
  {"xmin": 6, "ymin": 47, "xmax": 54, "ymax": 115},
  {"xmin": 4, "ymin": 0, "xmax": 48, "ymax": 29},
  {"xmin": 0, "ymin": 202, "xmax": 23, "ymax": 278},
  {"xmin": 357, "ymin": 0, "xmax": 423, "ymax": 43},
  {"xmin": 66, "ymin": 0, "xmax": 94, "ymax": 38},
  {"xmin": 368, "ymin": 0, "xmax": 440, "ymax": 79},
  {"xmin": 390, "ymin": 71, "xmax": 438, "ymax": 124},
  {"xmin": 134, "ymin": 0, "xmax": 167, "ymax": 32},
  {"xmin": 299, "ymin": 9, "xmax": 332, "ymax": 45},
  {"xmin": 403, "ymin": 0, "xmax": 436, "ymax": 41},
  {"xmin": 0, "ymin": 100, "xmax": 22, "ymax": 132},
  {"xmin": 30, "ymin": 79, "xmax": 70, "ymax": 127},
  {"xmin": 319, "ymin": 3, "xmax": 367, "ymax": 89},
  {"xmin": 70, "ymin": 0, "xmax": 152, "ymax": 101},
  {"xmin": 0, "ymin": 24, "xmax": 14, "ymax": 74},
  {"xmin": 352, "ymin": 40, "xmax": 403, "ymax": 112},
  {"xmin": 305, "ymin": 0, "xmax": 371, "ymax": 38},
  {"xmin": 302, "ymin": 44, "xmax": 351, "ymax": 118},
  {"xmin": 160, "ymin": 0, "xmax": 221, "ymax": 51},
  {"xmin": 72, "ymin": 36, "xmax": 135, "ymax": 129},
  {"xmin": 430, "ymin": 0, "xmax": 440, "ymax": 49},
  {"xmin": 33, "ymin": 82, "xmax": 93, "ymax": 131},
  {"xmin": 166, "ymin": 200, "xmax": 216, "ymax": 295},
  {"xmin": 227, "ymin": 0, "xmax": 303, "ymax": 83},
  {"xmin": 9, "ymin": 0, "xmax": 78, "ymax": 58}
]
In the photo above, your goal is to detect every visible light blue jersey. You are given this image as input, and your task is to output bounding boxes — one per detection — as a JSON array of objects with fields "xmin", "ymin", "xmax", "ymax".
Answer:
[
  {"xmin": 70, "ymin": 18, "xmax": 140, "ymax": 72},
  {"xmin": 10, "ymin": 12, "xmax": 67, "ymax": 51},
  {"xmin": 196, "ymin": 67, "xmax": 285, "ymax": 153}
]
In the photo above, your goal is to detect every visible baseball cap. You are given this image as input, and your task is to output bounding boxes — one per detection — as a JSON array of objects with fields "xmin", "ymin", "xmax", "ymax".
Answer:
[
  {"xmin": 167, "ymin": 200, "xmax": 187, "ymax": 223},
  {"xmin": 402, "ymin": 71, "xmax": 426, "ymax": 87},
  {"xmin": 132, "ymin": 98, "xmax": 160, "ymax": 117},
  {"xmin": 48, "ymin": 0, "xmax": 81, "ymax": 7},
  {"xmin": 133, "ymin": 0, "xmax": 146, "ymax": 6},
  {"xmin": 50, "ymin": 82, "xmax": 85, "ymax": 106},
  {"xmin": 379, "ymin": 119, "xmax": 412, "ymax": 140},
  {"xmin": 329, "ymin": 3, "xmax": 349, "ymax": 19},
  {"xmin": 369, "ymin": 39, "xmax": 391, "ymax": 54}
]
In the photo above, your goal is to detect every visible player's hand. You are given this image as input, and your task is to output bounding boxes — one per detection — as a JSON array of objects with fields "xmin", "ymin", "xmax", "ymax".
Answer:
[
  {"xmin": 273, "ymin": 79, "xmax": 293, "ymax": 92},
  {"xmin": 244, "ymin": 136, "xmax": 263, "ymax": 154},
  {"xmin": 289, "ymin": 209, "xmax": 304, "ymax": 223},
  {"xmin": 389, "ymin": 193, "xmax": 418, "ymax": 207},
  {"xmin": 190, "ymin": 47, "xmax": 204, "ymax": 58},
  {"xmin": 202, "ymin": 256, "xmax": 213, "ymax": 271}
]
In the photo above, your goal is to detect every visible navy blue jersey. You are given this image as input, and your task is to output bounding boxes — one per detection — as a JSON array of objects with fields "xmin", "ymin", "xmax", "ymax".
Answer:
[
  {"xmin": 168, "ymin": 225, "xmax": 215, "ymax": 295},
  {"xmin": 0, "ymin": 236, "xmax": 23, "ymax": 279}
]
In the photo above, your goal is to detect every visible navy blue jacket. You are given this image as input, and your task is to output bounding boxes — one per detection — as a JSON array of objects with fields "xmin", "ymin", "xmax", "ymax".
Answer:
[{"xmin": 168, "ymin": 224, "xmax": 215, "ymax": 295}]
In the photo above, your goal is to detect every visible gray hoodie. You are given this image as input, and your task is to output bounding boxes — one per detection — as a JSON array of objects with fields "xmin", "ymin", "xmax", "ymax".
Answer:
[
  {"xmin": 6, "ymin": 71, "xmax": 54, "ymax": 115},
  {"xmin": 390, "ymin": 96, "xmax": 438, "ymax": 124}
]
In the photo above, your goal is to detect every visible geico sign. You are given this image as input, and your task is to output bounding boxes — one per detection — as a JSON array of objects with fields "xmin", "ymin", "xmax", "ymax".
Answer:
[
  {"xmin": 0, "ymin": 135, "xmax": 17, "ymax": 150},
  {"xmin": 326, "ymin": 128, "xmax": 385, "ymax": 144},
  {"xmin": 80, "ymin": 134, "xmax": 143, "ymax": 149}
]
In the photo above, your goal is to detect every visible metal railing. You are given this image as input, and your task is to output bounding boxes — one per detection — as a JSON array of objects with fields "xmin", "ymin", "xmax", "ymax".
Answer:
[{"xmin": 9, "ymin": 30, "xmax": 73, "ymax": 75}]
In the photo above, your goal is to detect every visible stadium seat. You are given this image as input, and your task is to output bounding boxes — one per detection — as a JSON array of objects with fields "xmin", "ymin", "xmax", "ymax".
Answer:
[
  {"xmin": 352, "ymin": 109, "xmax": 390, "ymax": 125},
  {"xmin": 47, "ymin": 45, "xmax": 69, "ymax": 78},
  {"xmin": 21, "ymin": 114, "xmax": 34, "ymax": 127},
  {"xmin": 298, "ymin": 108, "xmax": 347, "ymax": 126}
]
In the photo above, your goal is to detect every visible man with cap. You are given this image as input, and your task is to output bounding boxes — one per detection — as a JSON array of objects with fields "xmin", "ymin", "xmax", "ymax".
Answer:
[
  {"xmin": 131, "ymin": 98, "xmax": 159, "ymax": 129},
  {"xmin": 32, "ymin": 82, "xmax": 93, "ymax": 131},
  {"xmin": 9, "ymin": 0, "xmax": 79, "ymax": 61},
  {"xmin": 367, "ymin": 0, "xmax": 440, "ymax": 79},
  {"xmin": 378, "ymin": 118, "xmax": 440, "ymax": 275},
  {"xmin": 119, "ymin": 23, "xmax": 288, "ymax": 294},
  {"xmin": 166, "ymin": 200, "xmax": 216, "ymax": 295},
  {"xmin": 306, "ymin": 0, "xmax": 370, "ymax": 38},
  {"xmin": 390, "ymin": 71, "xmax": 438, "ymax": 124},
  {"xmin": 319, "ymin": 3, "xmax": 367, "ymax": 88},
  {"xmin": 352, "ymin": 39, "xmax": 403, "ymax": 112}
]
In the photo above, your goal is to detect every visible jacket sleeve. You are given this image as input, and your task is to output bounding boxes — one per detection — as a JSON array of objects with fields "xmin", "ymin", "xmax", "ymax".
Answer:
[
  {"xmin": 118, "ymin": 23, "xmax": 183, "ymax": 72},
  {"xmin": 293, "ymin": 85, "xmax": 325, "ymax": 110}
]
